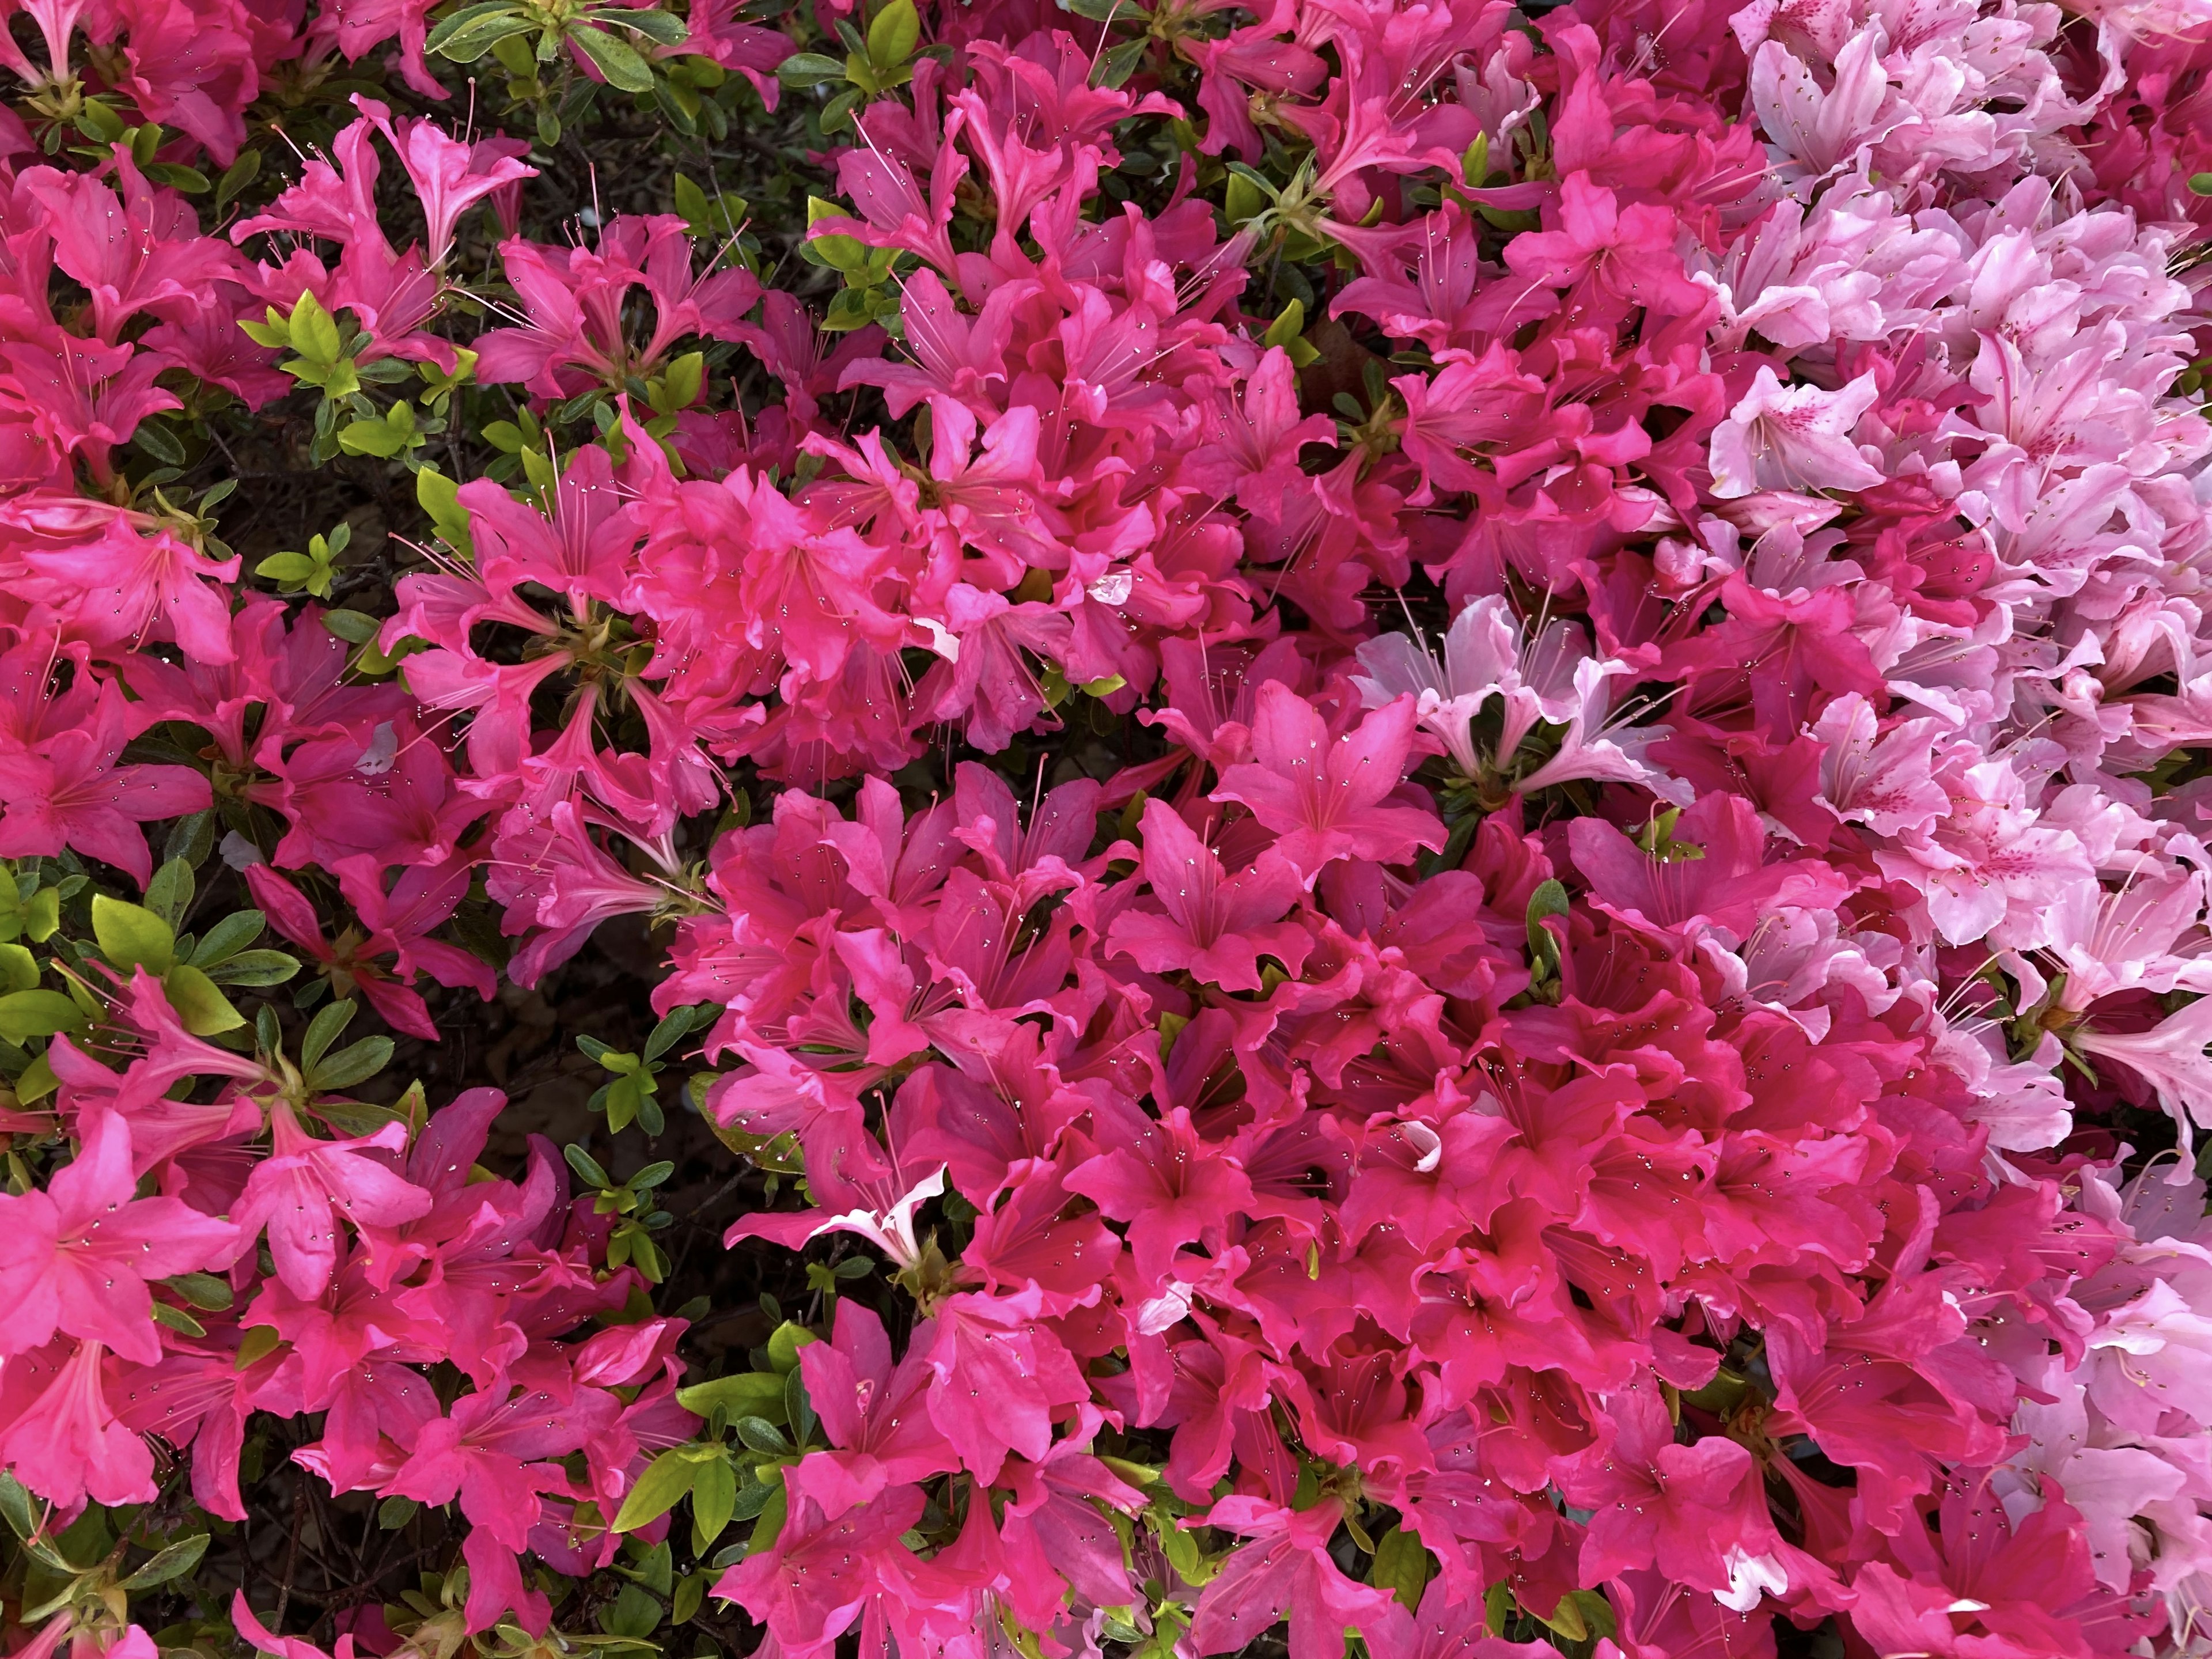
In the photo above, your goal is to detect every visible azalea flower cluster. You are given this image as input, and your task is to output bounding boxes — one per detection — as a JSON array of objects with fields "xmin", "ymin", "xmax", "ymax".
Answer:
[{"xmin": 0, "ymin": 0, "xmax": 2209, "ymax": 1656}]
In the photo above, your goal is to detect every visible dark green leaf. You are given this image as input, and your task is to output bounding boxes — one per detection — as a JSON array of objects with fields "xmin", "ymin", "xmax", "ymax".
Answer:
[
  {"xmin": 0, "ymin": 1472, "xmax": 38, "ymax": 1541},
  {"xmin": 565, "ymin": 1143, "xmax": 611, "ymax": 1188},
  {"xmin": 1368, "ymin": 1525, "xmax": 1430, "ymax": 1611},
  {"xmin": 142, "ymin": 162, "xmax": 209, "ymax": 193},
  {"xmin": 133, "ymin": 419, "xmax": 185, "ymax": 465},
  {"xmin": 163, "ymin": 1272, "xmax": 234, "ymax": 1311},
  {"xmin": 606, "ymin": 6, "xmax": 689, "ymax": 43},
  {"xmin": 151, "ymin": 1302, "xmax": 207, "ymax": 1337},
  {"xmin": 310, "ymin": 1035, "xmax": 394, "ymax": 1092},
  {"xmin": 301, "ymin": 999, "xmax": 357, "ymax": 1073},
  {"xmin": 214, "ymin": 149, "xmax": 262, "ymax": 210},
  {"xmin": 121, "ymin": 1533, "xmax": 207, "ymax": 1590},
  {"xmin": 731, "ymin": 1416, "xmax": 790, "ymax": 1457},
  {"xmin": 202, "ymin": 949, "xmax": 301, "ymax": 989},
  {"xmin": 188, "ymin": 908, "xmax": 264, "ymax": 969},
  {"xmin": 775, "ymin": 51, "xmax": 847, "ymax": 85},
  {"xmin": 1094, "ymin": 33, "xmax": 1148, "ymax": 88}
]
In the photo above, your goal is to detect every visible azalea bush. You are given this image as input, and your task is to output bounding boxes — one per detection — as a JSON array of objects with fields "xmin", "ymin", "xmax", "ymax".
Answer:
[{"xmin": 0, "ymin": 0, "xmax": 2210, "ymax": 1654}]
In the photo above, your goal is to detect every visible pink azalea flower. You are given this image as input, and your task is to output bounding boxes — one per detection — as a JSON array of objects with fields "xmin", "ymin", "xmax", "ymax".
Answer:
[
  {"xmin": 231, "ymin": 1101, "xmax": 434, "ymax": 1298},
  {"xmin": 1212, "ymin": 684, "xmax": 1445, "ymax": 884},
  {"xmin": 0, "ymin": 1111, "xmax": 236, "ymax": 1363},
  {"xmin": 1707, "ymin": 366, "xmax": 1886, "ymax": 498}
]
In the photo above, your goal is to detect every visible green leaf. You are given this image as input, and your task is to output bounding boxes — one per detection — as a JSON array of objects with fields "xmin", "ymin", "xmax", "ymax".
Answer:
[
  {"xmin": 236, "ymin": 1324, "xmax": 284, "ymax": 1370},
  {"xmin": 92, "ymin": 893, "xmax": 177, "ymax": 975},
  {"xmin": 162, "ymin": 963, "xmax": 245, "ymax": 1035},
  {"xmin": 202, "ymin": 949, "xmax": 302, "ymax": 988},
  {"xmin": 612, "ymin": 1446, "xmax": 700, "ymax": 1532},
  {"xmin": 0, "ymin": 943, "xmax": 36, "ymax": 995},
  {"xmin": 1160, "ymin": 1520, "xmax": 1213, "ymax": 1587},
  {"xmin": 416, "ymin": 467, "xmax": 474, "ymax": 553},
  {"xmin": 142, "ymin": 162, "xmax": 209, "ymax": 194},
  {"xmin": 655, "ymin": 350, "xmax": 705, "ymax": 414},
  {"xmin": 301, "ymin": 999, "xmax": 357, "ymax": 1073},
  {"xmin": 314, "ymin": 1099, "xmax": 407, "ymax": 1137},
  {"xmin": 1262, "ymin": 298, "xmax": 1305, "ymax": 346},
  {"xmin": 1093, "ymin": 33, "xmax": 1146, "ymax": 87},
  {"xmin": 134, "ymin": 418, "xmax": 185, "ymax": 465},
  {"xmin": 164, "ymin": 1272, "xmax": 235, "ymax": 1311},
  {"xmin": 322, "ymin": 609, "xmax": 380, "ymax": 645},
  {"xmin": 288, "ymin": 290, "xmax": 343, "ymax": 367},
  {"xmin": 120, "ymin": 1533, "xmax": 207, "ymax": 1590},
  {"xmin": 1483, "ymin": 1582, "xmax": 1512, "ymax": 1639},
  {"xmin": 785, "ymin": 1368, "xmax": 817, "ymax": 1445},
  {"xmin": 1224, "ymin": 169, "xmax": 1268, "ymax": 226},
  {"xmin": 618, "ymin": 1536, "xmax": 669, "ymax": 1599},
  {"xmin": 776, "ymin": 50, "xmax": 847, "ymax": 85},
  {"xmin": 378, "ymin": 1495, "xmax": 419, "ymax": 1529},
  {"xmin": 608, "ymin": 6, "xmax": 689, "ymax": 43},
  {"xmin": 676, "ymin": 1371, "xmax": 789, "ymax": 1422},
  {"xmin": 691, "ymin": 1455, "xmax": 737, "ymax": 1552},
  {"xmin": 643, "ymin": 1004, "xmax": 701, "ymax": 1062},
  {"xmin": 0, "ymin": 990, "xmax": 89, "ymax": 1044},
  {"xmin": 151, "ymin": 1302, "xmax": 207, "ymax": 1337},
  {"xmin": 673, "ymin": 175, "xmax": 745, "ymax": 240},
  {"xmin": 255, "ymin": 552, "xmax": 317, "ymax": 586},
  {"xmin": 867, "ymin": 0, "xmax": 919, "ymax": 65},
  {"xmin": 145, "ymin": 857, "xmax": 195, "ymax": 929},
  {"xmin": 337, "ymin": 400, "xmax": 420, "ymax": 459},
  {"xmin": 1524, "ymin": 877, "xmax": 1569, "ymax": 979},
  {"xmin": 565, "ymin": 1142, "xmax": 612, "ymax": 1188},
  {"xmin": 1533, "ymin": 1591, "xmax": 1611, "ymax": 1644},
  {"xmin": 425, "ymin": 1, "xmax": 524, "ymax": 53},
  {"xmin": 822, "ymin": 284, "xmax": 881, "ymax": 331},
  {"xmin": 311, "ymin": 1035, "xmax": 395, "ymax": 1092},
  {"xmin": 571, "ymin": 23, "xmax": 657, "ymax": 91},
  {"xmin": 729, "ymin": 1474, "xmax": 779, "ymax": 1524},
  {"xmin": 1367, "ymin": 1526, "xmax": 1430, "ymax": 1612},
  {"xmin": 603, "ymin": 1583, "xmax": 661, "ymax": 1642},
  {"xmin": 1262, "ymin": 299, "xmax": 1320, "ymax": 367},
  {"xmin": 2191, "ymin": 173, "xmax": 2212, "ymax": 196},
  {"xmin": 189, "ymin": 908, "xmax": 267, "ymax": 968},
  {"xmin": 672, "ymin": 1571, "xmax": 706, "ymax": 1626},
  {"xmin": 805, "ymin": 230, "xmax": 872, "ymax": 272},
  {"xmin": 13, "ymin": 884, "xmax": 59, "ymax": 944},
  {"xmin": 426, "ymin": 2, "xmax": 529, "ymax": 57},
  {"xmin": 16, "ymin": 1052, "xmax": 57, "ymax": 1105},
  {"xmin": 731, "ymin": 1416, "xmax": 790, "ymax": 1457},
  {"xmin": 0, "ymin": 1471, "xmax": 39, "ymax": 1541},
  {"xmin": 215, "ymin": 148, "xmax": 262, "ymax": 210},
  {"xmin": 746, "ymin": 1479, "xmax": 787, "ymax": 1556},
  {"xmin": 766, "ymin": 1320, "xmax": 816, "ymax": 1373},
  {"xmin": 1459, "ymin": 133, "xmax": 1489, "ymax": 188}
]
